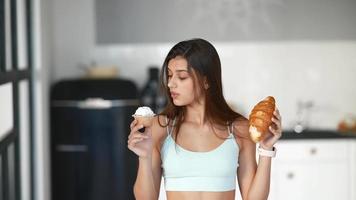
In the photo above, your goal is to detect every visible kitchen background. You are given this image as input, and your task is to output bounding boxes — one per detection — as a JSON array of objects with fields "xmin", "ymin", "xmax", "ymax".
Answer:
[
  {"xmin": 51, "ymin": 0, "xmax": 356, "ymax": 129},
  {"xmin": 0, "ymin": 0, "xmax": 356, "ymax": 200}
]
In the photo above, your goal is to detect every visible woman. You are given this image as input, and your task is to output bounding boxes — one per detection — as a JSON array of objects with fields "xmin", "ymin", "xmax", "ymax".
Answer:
[{"xmin": 127, "ymin": 38, "xmax": 282, "ymax": 200}]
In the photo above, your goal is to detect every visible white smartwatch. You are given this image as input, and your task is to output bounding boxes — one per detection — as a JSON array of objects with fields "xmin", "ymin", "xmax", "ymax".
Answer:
[{"xmin": 258, "ymin": 146, "xmax": 277, "ymax": 157}]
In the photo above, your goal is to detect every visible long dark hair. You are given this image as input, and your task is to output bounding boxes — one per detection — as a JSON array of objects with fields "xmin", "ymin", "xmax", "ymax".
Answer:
[{"xmin": 158, "ymin": 38, "xmax": 244, "ymax": 142}]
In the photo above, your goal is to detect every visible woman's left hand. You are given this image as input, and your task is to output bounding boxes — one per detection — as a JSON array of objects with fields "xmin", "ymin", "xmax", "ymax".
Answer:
[{"xmin": 259, "ymin": 108, "xmax": 282, "ymax": 150}]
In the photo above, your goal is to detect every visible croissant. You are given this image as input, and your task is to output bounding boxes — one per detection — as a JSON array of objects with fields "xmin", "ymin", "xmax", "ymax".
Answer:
[{"xmin": 248, "ymin": 96, "xmax": 276, "ymax": 143}]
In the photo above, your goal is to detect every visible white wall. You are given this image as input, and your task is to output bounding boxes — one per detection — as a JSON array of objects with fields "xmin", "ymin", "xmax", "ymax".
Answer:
[{"xmin": 49, "ymin": 0, "xmax": 356, "ymax": 131}]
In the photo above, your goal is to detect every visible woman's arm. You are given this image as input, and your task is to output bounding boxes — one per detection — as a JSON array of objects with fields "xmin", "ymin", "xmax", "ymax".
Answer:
[
  {"xmin": 129, "ymin": 116, "xmax": 166, "ymax": 200},
  {"xmin": 237, "ymin": 138, "xmax": 272, "ymax": 200},
  {"xmin": 134, "ymin": 146, "xmax": 162, "ymax": 200},
  {"xmin": 235, "ymin": 109, "xmax": 282, "ymax": 200}
]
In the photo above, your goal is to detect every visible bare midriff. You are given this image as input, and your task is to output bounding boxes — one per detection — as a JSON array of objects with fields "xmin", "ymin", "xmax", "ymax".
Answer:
[{"xmin": 166, "ymin": 190, "xmax": 236, "ymax": 200}]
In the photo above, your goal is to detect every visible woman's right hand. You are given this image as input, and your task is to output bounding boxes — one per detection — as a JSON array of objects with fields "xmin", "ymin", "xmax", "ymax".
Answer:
[{"xmin": 127, "ymin": 119, "xmax": 153, "ymax": 159}]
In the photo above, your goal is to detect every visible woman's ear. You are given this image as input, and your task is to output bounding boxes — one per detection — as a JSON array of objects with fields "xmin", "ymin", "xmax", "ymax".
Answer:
[
  {"xmin": 205, "ymin": 84, "xmax": 209, "ymax": 89},
  {"xmin": 204, "ymin": 79, "xmax": 209, "ymax": 89}
]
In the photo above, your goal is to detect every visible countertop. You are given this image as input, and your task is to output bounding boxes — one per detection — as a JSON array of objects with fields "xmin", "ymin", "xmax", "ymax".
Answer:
[{"xmin": 281, "ymin": 130, "xmax": 356, "ymax": 140}]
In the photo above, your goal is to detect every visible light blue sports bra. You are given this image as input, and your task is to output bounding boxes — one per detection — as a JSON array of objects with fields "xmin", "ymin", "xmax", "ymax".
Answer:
[{"xmin": 161, "ymin": 118, "xmax": 240, "ymax": 191}]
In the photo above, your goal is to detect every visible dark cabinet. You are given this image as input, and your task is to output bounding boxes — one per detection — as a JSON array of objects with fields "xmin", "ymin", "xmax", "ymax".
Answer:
[{"xmin": 50, "ymin": 79, "xmax": 139, "ymax": 200}]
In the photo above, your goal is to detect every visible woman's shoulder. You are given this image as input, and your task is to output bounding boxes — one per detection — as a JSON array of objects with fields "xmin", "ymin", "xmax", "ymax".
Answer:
[
  {"xmin": 232, "ymin": 116, "xmax": 255, "ymax": 149},
  {"xmin": 151, "ymin": 115, "xmax": 170, "ymax": 149},
  {"xmin": 232, "ymin": 116, "xmax": 250, "ymax": 139}
]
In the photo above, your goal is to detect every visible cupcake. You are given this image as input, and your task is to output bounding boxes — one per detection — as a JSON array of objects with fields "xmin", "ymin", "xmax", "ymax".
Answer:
[{"xmin": 132, "ymin": 106, "xmax": 156, "ymax": 127}]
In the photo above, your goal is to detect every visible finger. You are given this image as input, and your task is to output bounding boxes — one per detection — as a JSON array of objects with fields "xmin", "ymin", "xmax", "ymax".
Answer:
[
  {"xmin": 268, "ymin": 126, "xmax": 277, "ymax": 136},
  {"xmin": 128, "ymin": 124, "xmax": 145, "ymax": 140},
  {"xmin": 128, "ymin": 137, "xmax": 144, "ymax": 147},
  {"xmin": 130, "ymin": 119, "xmax": 138, "ymax": 129},
  {"xmin": 129, "ymin": 134, "xmax": 149, "ymax": 141},
  {"xmin": 269, "ymin": 125, "xmax": 282, "ymax": 137},
  {"xmin": 274, "ymin": 107, "xmax": 280, "ymax": 114},
  {"xmin": 271, "ymin": 117, "xmax": 281, "ymax": 130},
  {"xmin": 132, "ymin": 124, "xmax": 145, "ymax": 133},
  {"xmin": 273, "ymin": 109, "xmax": 282, "ymax": 121},
  {"xmin": 271, "ymin": 122, "xmax": 282, "ymax": 136},
  {"xmin": 130, "ymin": 120, "xmax": 135, "ymax": 129},
  {"xmin": 273, "ymin": 112, "xmax": 281, "ymax": 121}
]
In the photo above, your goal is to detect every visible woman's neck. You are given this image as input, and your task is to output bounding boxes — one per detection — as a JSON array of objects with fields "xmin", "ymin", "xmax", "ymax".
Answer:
[{"xmin": 185, "ymin": 99, "xmax": 206, "ymax": 126}]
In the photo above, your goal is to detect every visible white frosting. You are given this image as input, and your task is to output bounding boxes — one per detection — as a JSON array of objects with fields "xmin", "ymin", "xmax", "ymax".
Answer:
[{"xmin": 133, "ymin": 106, "xmax": 155, "ymax": 117}]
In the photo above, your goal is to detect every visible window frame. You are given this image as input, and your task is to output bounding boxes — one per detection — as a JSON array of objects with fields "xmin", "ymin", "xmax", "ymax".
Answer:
[{"xmin": 0, "ymin": 0, "xmax": 34, "ymax": 199}]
